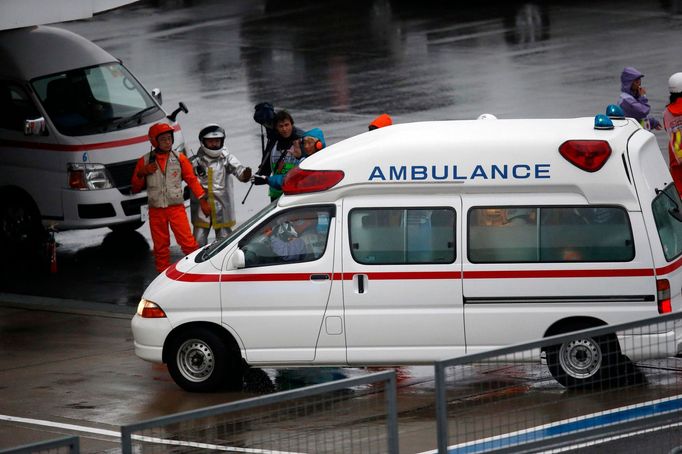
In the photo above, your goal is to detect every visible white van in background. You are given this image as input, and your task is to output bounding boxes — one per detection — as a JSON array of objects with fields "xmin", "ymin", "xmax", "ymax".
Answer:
[
  {"xmin": 132, "ymin": 112, "xmax": 682, "ymax": 392},
  {"xmin": 0, "ymin": 25, "xmax": 189, "ymax": 257}
]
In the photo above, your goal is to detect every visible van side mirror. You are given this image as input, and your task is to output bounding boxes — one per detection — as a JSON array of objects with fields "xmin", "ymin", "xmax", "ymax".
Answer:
[
  {"xmin": 227, "ymin": 249, "xmax": 245, "ymax": 270},
  {"xmin": 24, "ymin": 117, "xmax": 46, "ymax": 136},
  {"xmin": 167, "ymin": 102, "xmax": 189, "ymax": 122},
  {"xmin": 151, "ymin": 88, "xmax": 162, "ymax": 105}
]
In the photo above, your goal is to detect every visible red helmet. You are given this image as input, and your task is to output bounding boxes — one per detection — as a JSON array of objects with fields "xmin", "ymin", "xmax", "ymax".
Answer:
[{"xmin": 148, "ymin": 123, "xmax": 174, "ymax": 148}]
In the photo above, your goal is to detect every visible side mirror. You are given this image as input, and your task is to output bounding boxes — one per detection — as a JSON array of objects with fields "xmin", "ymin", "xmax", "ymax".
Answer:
[
  {"xmin": 167, "ymin": 102, "xmax": 189, "ymax": 122},
  {"xmin": 24, "ymin": 117, "xmax": 46, "ymax": 136},
  {"xmin": 151, "ymin": 88, "xmax": 162, "ymax": 105},
  {"xmin": 227, "ymin": 249, "xmax": 245, "ymax": 270}
]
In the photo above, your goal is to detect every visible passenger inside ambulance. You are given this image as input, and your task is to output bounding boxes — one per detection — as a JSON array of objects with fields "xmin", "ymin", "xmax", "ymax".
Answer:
[{"xmin": 240, "ymin": 207, "xmax": 333, "ymax": 266}]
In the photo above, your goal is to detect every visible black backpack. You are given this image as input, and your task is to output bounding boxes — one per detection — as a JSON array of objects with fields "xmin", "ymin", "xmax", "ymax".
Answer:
[{"xmin": 253, "ymin": 102, "xmax": 275, "ymax": 128}]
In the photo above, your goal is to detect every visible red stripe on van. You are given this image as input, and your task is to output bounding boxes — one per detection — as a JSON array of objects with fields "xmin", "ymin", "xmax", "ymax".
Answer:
[
  {"xmin": 0, "ymin": 124, "xmax": 181, "ymax": 152},
  {"xmin": 166, "ymin": 263, "xmax": 664, "ymax": 283},
  {"xmin": 464, "ymin": 268, "xmax": 654, "ymax": 279},
  {"xmin": 655, "ymin": 256, "xmax": 682, "ymax": 276},
  {"xmin": 360, "ymin": 271, "xmax": 461, "ymax": 280}
]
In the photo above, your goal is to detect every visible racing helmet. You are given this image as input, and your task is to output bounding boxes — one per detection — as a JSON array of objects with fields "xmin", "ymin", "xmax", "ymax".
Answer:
[
  {"xmin": 669, "ymin": 72, "xmax": 682, "ymax": 94},
  {"xmin": 148, "ymin": 123, "xmax": 174, "ymax": 148},
  {"xmin": 477, "ymin": 113, "xmax": 498, "ymax": 120},
  {"xmin": 198, "ymin": 123, "xmax": 226, "ymax": 158}
]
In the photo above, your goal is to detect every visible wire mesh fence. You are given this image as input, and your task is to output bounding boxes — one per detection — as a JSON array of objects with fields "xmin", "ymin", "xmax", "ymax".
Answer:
[
  {"xmin": 121, "ymin": 370, "xmax": 398, "ymax": 454},
  {"xmin": 434, "ymin": 312, "xmax": 682, "ymax": 453},
  {"xmin": 0, "ymin": 436, "xmax": 79, "ymax": 454}
]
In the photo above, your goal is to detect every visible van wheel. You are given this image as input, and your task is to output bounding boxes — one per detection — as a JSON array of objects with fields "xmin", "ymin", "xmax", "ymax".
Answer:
[
  {"xmin": 546, "ymin": 334, "xmax": 626, "ymax": 389},
  {"xmin": 167, "ymin": 328, "xmax": 243, "ymax": 392},
  {"xmin": 0, "ymin": 191, "xmax": 45, "ymax": 261},
  {"xmin": 109, "ymin": 220, "xmax": 144, "ymax": 232}
]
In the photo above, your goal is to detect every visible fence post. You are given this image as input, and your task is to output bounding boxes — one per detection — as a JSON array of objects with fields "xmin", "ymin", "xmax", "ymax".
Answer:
[
  {"xmin": 385, "ymin": 371, "xmax": 399, "ymax": 453},
  {"xmin": 435, "ymin": 361, "xmax": 448, "ymax": 454},
  {"xmin": 120, "ymin": 425, "xmax": 132, "ymax": 454}
]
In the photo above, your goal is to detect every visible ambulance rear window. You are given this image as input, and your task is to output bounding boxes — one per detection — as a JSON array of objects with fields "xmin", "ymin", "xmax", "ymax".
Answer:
[
  {"xmin": 468, "ymin": 206, "xmax": 634, "ymax": 263},
  {"xmin": 652, "ymin": 185, "xmax": 682, "ymax": 261},
  {"xmin": 349, "ymin": 208, "xmax": 455, "ymax": 265}
]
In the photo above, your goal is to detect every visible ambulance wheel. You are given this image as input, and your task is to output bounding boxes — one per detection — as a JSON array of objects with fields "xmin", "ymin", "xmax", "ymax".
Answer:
[
  {"xmin": 546, "ymin": 334, "xmax": 623, "ymax": 389},
  {"xmin": 167, "ymin": 327, "xmax": 244, "ymax": 392}
]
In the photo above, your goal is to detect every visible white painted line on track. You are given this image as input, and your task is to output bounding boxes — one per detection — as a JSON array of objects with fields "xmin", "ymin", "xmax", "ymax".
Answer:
[
  {"xmin": 0, "ymin": 414, "xmax": 307, "ymax": 454},
  {"xmin": 0, "ymin": 414, "xmax": 120, "ymax": 438}
]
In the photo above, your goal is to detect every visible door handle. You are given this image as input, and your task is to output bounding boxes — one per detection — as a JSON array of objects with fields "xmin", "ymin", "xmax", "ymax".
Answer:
[
  {"xmin": 310, "ymin": 274, "xmax": 330, "ymax": 281},
  {"xmin": 354, "ymin": 274, "xmax": 367, "ymax": 294}
]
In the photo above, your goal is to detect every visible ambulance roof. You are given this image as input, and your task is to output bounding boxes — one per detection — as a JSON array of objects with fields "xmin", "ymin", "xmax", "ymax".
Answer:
[
  {"xmin": 0, "ymin": 26, "xmax": 117, "ymax": 80},
  {"xmin": 291, "ymin": 117, "xmax": 649, "ymax": 207}
]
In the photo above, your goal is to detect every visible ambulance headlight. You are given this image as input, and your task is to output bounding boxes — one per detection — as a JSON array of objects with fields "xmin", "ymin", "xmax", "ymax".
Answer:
[
  {"xmin": 137, "ymin": 299, "xmax": 167, "ymax": 318},
  {"xmin": 67, "ymin": 163, "xmax": 113, "ymax": 190}
]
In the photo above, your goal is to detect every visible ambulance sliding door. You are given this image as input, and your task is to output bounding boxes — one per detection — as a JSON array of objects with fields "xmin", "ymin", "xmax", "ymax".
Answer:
[
  {"xmin": 342, "ymin": 195, "xmax": 464, "ymax": 364},
  {"xmin": 462, "ymin": 194, "xmax": 657, "ymax": 353}
]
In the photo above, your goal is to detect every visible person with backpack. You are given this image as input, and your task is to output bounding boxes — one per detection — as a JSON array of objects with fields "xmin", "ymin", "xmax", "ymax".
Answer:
[
  {"xmin": 252, "ymin": 128, "xmax": 326, "ymax": 191},
  {"xmin": 252, "ymin": 110, "xmax": 304, "ymax": 201}
]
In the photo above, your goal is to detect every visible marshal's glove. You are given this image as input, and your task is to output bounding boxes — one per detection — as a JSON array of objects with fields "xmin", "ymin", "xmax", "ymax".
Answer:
[
  {"xmin": 252, "ymin": 174, "xmax": 269, "ymax": 186},
  {"xmin": 136, "ymin": 162, "xmax": 157, "ymax": 178},
  {"xmin": 199, "ymin": 197, "xmax": 211, "ymax": 216},
  {"xmin": 238, "ymin": 167, "xmax": 253, "ymax": 183}
]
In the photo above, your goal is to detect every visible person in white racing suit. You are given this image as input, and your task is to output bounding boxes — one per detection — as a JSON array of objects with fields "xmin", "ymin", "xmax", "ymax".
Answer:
[{"xmin": 190, "ymin": 123, "xmax": 252, "ymax": 246}]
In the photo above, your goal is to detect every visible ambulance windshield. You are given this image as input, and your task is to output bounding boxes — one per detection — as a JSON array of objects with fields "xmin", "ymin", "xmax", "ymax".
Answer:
[
  {"xmin": 652, "ymin": 184, "xmax": 682, "ymax": 261},
  {"xmin": 32, "ymin": 63, "xmax": 163, "ymax": 136}
]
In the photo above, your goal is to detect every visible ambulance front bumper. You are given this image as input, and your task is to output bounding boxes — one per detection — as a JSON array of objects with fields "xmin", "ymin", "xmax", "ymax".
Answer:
[{"xmin": 131, "ymin": 314, "xmax": 173, "ymax": 363}]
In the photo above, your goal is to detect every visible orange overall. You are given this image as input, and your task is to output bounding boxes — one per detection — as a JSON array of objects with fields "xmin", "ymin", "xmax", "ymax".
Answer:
[{"xmin": 132, "ymin": 150, "xmax": 205, "ymax": 272}]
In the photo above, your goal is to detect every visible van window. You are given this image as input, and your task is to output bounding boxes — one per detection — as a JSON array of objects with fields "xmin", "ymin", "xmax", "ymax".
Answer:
[
  {"xmin": 32, "ymin": 63, "xmax": 162, "ymax": 136},
  {"xmin": 349, "ymin": 208, "xmax": 456, "ymax": 264},
  {"xmin": 240, "ymin": 206, "xmax": 334, "ymax": 267},
  {"xmin": 0, "ymin": 81, "xmax": 41, "ymax": 131},
  {"xmin": 652, "ymin": 184, "xmax": 682, "ymax": 261},
  {"xmin": 468, "ymin": 206, "xmax": 634, "ymax": 263}
]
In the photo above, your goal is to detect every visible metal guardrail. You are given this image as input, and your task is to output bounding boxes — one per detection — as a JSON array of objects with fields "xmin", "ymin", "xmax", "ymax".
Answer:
[
  {"xmin": 434, "ymin": 311, "xmax": 682, "ymax": 454},
  {"xmin": 0, "ymin": 436, "xmax": 79, "ymax": 454},
  {"xmin": 121, "ymin": 370, "xmax": 399, "ymax": 453}
]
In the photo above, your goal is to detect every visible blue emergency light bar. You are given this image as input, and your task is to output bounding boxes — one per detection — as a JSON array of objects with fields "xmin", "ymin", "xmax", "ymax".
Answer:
[
  {"xmin": 594, "ymin": 114, "xmax": 614, "ymax": 130},
  {"xmin": 606, "ymin": 104, "xmax": 626, "ymax": 119}
]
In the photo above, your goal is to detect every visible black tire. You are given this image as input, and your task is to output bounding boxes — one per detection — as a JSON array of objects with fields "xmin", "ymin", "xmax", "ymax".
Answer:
[
  {"xmin": 109, "ymin": 220, "xmax": 144, "ymax": 232},
  {"xmin": 167, "ymin": 327, "xmax": 243, "ymax": 392},
  {"xmin": 546, "ymin": 333, "xmax": 629, "ymax": 389},
  {"xmin": 0, "ymin": 190, "xmax": 46, "ymax": 263}
]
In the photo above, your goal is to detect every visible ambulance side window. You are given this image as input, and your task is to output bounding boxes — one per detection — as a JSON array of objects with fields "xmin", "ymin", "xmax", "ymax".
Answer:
[
  {"xmin": 0, "ymin": 81, "xmax": 41, "ymax": 131},
  {"xmin": 652, "ymin": 185, "xmax": 682, "ymax": 261},
  {"xmin": 468, "ymin": 206, "xmax": 634, "ymax": 263},
  {"xmin": 239, "ymin": 206, "xmax": 334, "ymax": 267},
  {"xmin": 349, "ymin": 207, "xmax": 455, "ymax": 264}
]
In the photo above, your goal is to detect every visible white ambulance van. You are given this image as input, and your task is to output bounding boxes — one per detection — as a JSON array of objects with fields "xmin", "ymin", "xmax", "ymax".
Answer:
[
  {"xmin": 0, "ymin": 25, "xmax": 188, "ymax": 254},
  {"xmin": 132, "ymin": 112, "xmax": 682, "ymax": 391}
]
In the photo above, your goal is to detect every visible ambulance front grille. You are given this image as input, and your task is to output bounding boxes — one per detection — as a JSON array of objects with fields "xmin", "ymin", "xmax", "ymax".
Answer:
[{"xmin": 106, "ymin": 159, "xmax": 138, "ymax": 195}]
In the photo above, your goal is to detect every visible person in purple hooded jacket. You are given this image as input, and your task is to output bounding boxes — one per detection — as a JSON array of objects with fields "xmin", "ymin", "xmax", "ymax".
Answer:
[{"xmin": 618, "ymin": 66, "xmax": 662, "ymax": 130}]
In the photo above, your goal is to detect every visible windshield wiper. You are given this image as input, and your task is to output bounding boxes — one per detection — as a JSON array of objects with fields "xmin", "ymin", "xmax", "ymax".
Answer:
[{"xmin": 117, "ymin": 106, "xmax": 159, "ymax": 129}]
